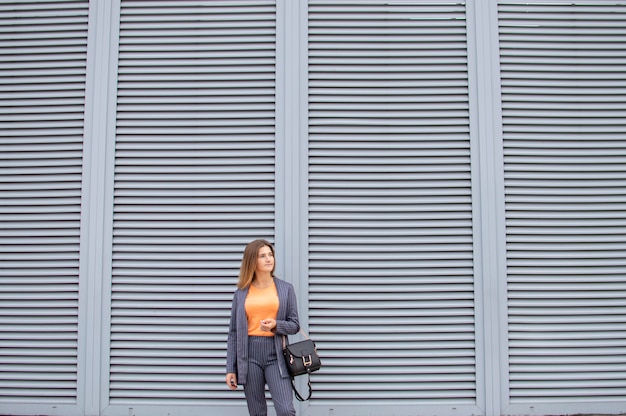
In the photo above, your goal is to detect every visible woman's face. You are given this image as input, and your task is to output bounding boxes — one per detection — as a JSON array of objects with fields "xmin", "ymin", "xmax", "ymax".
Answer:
[{"xmin": 256, "ymin": 245, "xmax": 274, "ymax": 275}]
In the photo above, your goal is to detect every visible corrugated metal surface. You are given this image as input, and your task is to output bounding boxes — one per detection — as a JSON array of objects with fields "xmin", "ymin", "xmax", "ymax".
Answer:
[
  {"xmin": 307, "ymin": 0, "xmax": 477, "ymax": 406},
  {"xmin": 109, "ymin": 0, "xmax": 277, "ymax": 404},
  {"xmin": 0, "ymin": 0, "xmax": 88, "ymax": 404},
  {"xmin": 499, "ymin": 0, "xmax": 626, "ymax": 404},
  {"xmin": 1, "ymin": 1, "xmax": 625, "ymax": 415}
]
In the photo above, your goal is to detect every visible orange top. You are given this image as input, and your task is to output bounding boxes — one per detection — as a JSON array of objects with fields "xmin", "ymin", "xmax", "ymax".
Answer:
[{"xmin": 245, "ymin": 282, "xmax": 279, "ymax": 336}]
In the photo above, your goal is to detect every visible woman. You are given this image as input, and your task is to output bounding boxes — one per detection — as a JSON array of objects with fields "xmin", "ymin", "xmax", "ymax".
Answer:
[{"xmin": 226, "ymin": 239, "xmax": 300, "ymax": 416}]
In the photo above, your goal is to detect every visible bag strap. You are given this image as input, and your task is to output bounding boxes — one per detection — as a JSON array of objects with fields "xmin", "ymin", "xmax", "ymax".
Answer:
[
  {"xmin": 282, "ymin": 329, "xmax": 309, "ymax": 349},
  {"xmin": 282, "ymin": 329, "xmax": 314, "ymax": 401},
  {"xmin": 290, "ymin": 370, "xmax": 313, "ymax": 401}
]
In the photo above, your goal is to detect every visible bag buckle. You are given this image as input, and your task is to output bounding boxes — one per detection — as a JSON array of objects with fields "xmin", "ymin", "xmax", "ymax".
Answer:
[{"xmin": 302, "ymin": 355, "xmax": 312, "ymax": 367}]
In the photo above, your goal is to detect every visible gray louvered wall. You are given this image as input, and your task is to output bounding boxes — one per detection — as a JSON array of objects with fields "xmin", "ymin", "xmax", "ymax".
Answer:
[
  {"xmin": 499, "ymin": 2, "xmax": 626, "ymax": 413},
  {"xmin": 0, "ymin": 1, "xmax": 625, "ymax": 416},
  {"xmin": 307, "ymin": 0, "xmax": 477, "ymax": 411},
  {"xmin": 0, "ymin": 0, "xmax": 89, "ymax": 406},
  {"xmin": 110, "ymin": 0, "xmax": 277, "ymax": 405}
]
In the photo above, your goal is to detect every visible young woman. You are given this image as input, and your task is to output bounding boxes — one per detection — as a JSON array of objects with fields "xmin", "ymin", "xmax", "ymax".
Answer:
[{"xmin": 226, "ymin": 239, "xmax": 300, "ymax": 416}]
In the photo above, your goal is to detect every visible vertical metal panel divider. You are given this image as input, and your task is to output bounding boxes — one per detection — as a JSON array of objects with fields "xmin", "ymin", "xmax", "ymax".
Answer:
[
  {"xmin": 467, "ymin": 1, "xmax": 509, "ymax": 415},
  {"xmin": 80, "ymin": 0, "xmax": 121, "ymax": 414},
  {"xmin": 275, "ymin": 0, "xmax": 310, "ymax": 414}
]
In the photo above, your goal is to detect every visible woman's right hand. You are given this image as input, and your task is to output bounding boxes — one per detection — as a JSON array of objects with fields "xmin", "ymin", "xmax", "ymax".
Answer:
[{"xmin": 226, "ymin": 373, "xmax": 238, "ymax": 390}]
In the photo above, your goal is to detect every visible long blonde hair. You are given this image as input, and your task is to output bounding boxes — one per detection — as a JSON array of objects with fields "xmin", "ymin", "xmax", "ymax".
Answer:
[{"xmin": 237, "ymin": 239, "xmax": 275, "ymax": 289}]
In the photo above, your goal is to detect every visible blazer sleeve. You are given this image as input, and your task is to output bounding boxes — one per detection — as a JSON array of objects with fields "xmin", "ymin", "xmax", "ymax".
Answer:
[
  {"xmin": 225, "ymin": 292, "xmax": 238, "ymax": 374},
  {"xmin": 274, "ymin": 282, "xmax": 300, "ymax": 336}
]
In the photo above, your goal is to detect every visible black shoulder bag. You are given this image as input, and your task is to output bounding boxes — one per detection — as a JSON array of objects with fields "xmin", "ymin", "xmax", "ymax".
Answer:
[{"xmin": 282, "ymin": 330, "xmax": 322, "ymax": 401}]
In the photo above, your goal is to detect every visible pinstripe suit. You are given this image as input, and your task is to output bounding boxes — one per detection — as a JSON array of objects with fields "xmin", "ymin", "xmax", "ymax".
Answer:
[{"xmin": 226, "ymin": 278, "xmax": 300, "ymax": 415}]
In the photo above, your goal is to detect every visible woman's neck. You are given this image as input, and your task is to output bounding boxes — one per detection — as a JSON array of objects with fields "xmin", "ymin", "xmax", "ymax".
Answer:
[{"xmin": 253, "ymin": 273, "xmax": 273, "ymax": 288}]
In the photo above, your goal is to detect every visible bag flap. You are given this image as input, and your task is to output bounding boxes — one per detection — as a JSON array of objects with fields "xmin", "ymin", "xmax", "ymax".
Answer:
[{"xmin": 285, "ymin": 339, "xmax": 316, "ymax": 357}]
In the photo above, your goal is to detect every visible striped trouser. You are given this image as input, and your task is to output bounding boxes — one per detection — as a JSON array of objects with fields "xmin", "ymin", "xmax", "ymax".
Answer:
[{"xmin": 244, "ymin": 336, "xmax": 296, "ymax": 416}]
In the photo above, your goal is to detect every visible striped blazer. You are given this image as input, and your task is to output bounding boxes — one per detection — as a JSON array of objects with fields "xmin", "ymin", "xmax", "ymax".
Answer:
[{"xmin": 226, "ymin": 278, "xmax": 300, "ymax": 384}]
